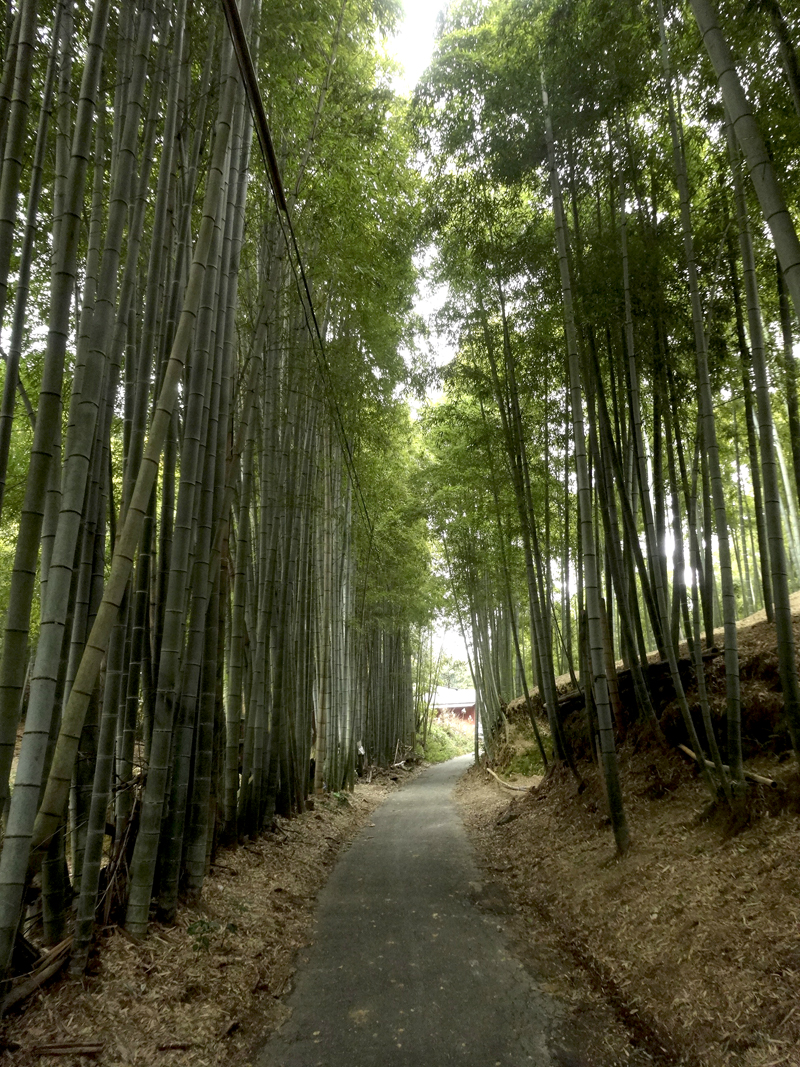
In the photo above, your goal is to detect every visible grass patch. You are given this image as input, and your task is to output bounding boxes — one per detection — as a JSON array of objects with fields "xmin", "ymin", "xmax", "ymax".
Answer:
[
  {"xmin": 420, "ymin": 720, "xmax": 474, "ymax": 764},
  {"xmin": 495, "ymin": 712, "xmax": 551, "ymax": 777},
  {"xmin": 506, "ymin": 744, "xmax": 547, "ymax": 777}
]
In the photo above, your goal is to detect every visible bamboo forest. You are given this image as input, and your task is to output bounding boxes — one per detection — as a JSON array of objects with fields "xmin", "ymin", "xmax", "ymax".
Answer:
[{"xmin": 2, "ymin": 0, "xmax": 800, "ymax": 1055}]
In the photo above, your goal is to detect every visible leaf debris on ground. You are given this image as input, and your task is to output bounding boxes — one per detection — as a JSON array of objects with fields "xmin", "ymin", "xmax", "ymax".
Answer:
[{"xmin": 0, "ymin": 769, "xmax": 418, "ymax": 1067}]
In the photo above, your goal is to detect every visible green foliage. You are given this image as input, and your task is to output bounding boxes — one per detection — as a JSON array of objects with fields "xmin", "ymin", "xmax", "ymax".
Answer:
[
  {"xmin": 186, "ymin": 918, "xmax": 240, "ymax": 953},
  {"xmin": 5, "ymin": 0, "xmax": 800, "ymax": 973},
  {"xmin": 355, "ymin": 405, "xmax": 442, "ymax": 630},
  {"xmin": 438, "ymin": 655, "xmax": 472, "ymax": 688},
  {"xmin": 506, "ymin": 743, "xmax": 547, "ymax": 778},
  {"xmin": 0, "ymin": 0, "xmax": 435, "ymax": 970},
  {"xmin": 421, "ymin": 719, "xmax": 473, "ymax": 763}
]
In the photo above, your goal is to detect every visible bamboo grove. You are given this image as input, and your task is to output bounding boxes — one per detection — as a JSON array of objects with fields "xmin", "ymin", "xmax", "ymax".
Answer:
[
  {"xmin": 416, "ymin": 0, "xmax": 800, "ymax": 852},
  {"xmin": 0, "ymin": 0, "xmax": 433, "ymax": 980}
]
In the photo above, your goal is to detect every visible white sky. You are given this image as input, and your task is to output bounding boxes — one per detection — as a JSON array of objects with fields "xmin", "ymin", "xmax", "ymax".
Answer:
[
  {"xmin": 435, "ymin": 625, "xmax": 471, "ymax": 660},
  {"xmin": 385, "ymin": 1, "xmax": 472, "ymax": 662},
  {"xmin": 385, "ymin": 2, "xmax": 457, "ymax": 379},
  {"xmin": 388, "ymin": 0, "xmax": 446, "ymax": 96}
]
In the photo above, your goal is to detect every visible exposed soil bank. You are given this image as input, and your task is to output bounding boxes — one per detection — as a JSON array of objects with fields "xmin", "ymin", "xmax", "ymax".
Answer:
[{"xmin": 458, "ymin": 607, "xmax": 800, "ymax": 1067}]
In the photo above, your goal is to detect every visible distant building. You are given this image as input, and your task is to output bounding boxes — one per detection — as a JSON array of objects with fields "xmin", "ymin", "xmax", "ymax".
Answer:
[{"xmin": 430, "ymin": 687, "xmax": 476, "ymax": 725}]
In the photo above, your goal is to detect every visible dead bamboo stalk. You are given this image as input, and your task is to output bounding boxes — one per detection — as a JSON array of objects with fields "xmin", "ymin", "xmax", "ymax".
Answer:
[
  {"xmin": 677, "ymin": 744, "xmax": 776, "ymax": 787},
  {"xmin": 485, "ymin": 766, "xmax": 530, "ymax": 792}
]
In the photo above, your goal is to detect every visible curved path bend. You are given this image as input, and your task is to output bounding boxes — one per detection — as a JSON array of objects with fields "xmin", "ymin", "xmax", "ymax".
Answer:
[{"xmin": 258, "ymin": 754, "xmax": 578, "ymax": 1067}]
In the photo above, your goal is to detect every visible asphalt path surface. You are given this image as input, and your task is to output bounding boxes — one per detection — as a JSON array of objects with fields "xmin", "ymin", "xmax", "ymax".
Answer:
[{"xmin": 258, "ymin": 754, "xmax": 574, "ymax": 1067}]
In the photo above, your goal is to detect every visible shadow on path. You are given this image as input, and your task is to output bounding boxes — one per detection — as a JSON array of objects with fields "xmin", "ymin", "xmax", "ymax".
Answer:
[{"xmin": 258, "ymin": 754, "xmax": 573, "ymax": 1067}]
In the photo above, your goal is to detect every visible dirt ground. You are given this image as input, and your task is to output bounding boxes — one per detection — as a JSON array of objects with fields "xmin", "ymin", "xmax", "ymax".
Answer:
[
  {"xmin": 457, "ymin": 597, "xmax": 800, "ymax": 1067},
  {"xmin": 0, "ymin": 768, "xmax": 420, "ymax": 1067},
  {"xmin": 4, "ymin": 599, "xmax": 800, "ymax": 1066}
]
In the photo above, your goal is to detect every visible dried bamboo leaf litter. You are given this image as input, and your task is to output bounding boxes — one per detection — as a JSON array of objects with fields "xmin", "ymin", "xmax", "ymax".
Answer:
[
  {"xmin": 457, "ymin": 599, "xmax": 800, "ymax": 1067},
  {"xmin": 0, "ymin": 771, "xmax": 418, "ymax": 1067}
]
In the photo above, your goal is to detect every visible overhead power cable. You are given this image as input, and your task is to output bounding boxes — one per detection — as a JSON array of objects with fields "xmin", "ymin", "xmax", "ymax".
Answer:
[{"xmin": 219, "ymin": 0, "xmax": 374, "ymax": 535}]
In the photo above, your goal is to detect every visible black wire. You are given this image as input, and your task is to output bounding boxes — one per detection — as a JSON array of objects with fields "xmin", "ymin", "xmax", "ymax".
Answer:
[{"xmin": 219, "ymin": 0, "xmax": 374, "ymax": 537}]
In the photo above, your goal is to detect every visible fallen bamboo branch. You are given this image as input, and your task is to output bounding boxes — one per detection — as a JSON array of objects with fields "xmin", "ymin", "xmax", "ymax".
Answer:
[
  {"xmin": 485, "ymin": 767, "xmax": 529, "ymax": 792},
  {"xmin": 677, "ymin": 745, "xmax": 776, "ymax": 787},
  {"xmin": 1, "ymin": 936, "xmax": 72, "ymax": 1015},
  {"xmin": 743, "ymin": 768, "xmax": 777, "ymax": 787},
  {"xmin": 27, "ymin": 1043, "xmax": 103, "ymax": 1057}
]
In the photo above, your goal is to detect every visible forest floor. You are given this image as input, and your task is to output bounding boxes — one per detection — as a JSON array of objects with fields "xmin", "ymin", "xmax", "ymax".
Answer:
[
  {"xmin": 457, "ymin": 595, "xmax": 800, "ymax": 1067},
  {"xmin": 4, "ymin": 604, "xmax": 800, "ymax": 1066},
  {"xmin": 0, "ymin": 767, "xmax": 422, "ymax": 1067}
]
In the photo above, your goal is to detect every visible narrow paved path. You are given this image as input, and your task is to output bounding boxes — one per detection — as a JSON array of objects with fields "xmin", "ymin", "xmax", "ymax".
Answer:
[{"xmin": 258, "ymin": 755, "xmax": 571, "ymax": 1067}]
